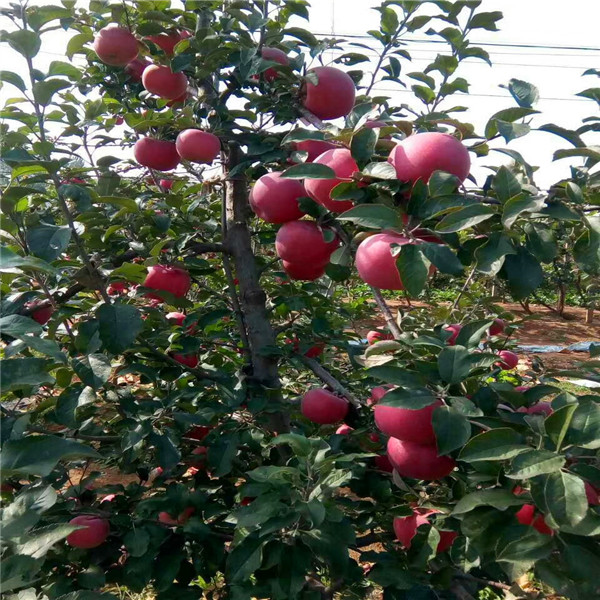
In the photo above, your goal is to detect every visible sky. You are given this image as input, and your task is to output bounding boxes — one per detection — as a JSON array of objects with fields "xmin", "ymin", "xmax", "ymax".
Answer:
[{"xmin": 1, "ymin": 0, "xmax": 599, "ymax": 189}]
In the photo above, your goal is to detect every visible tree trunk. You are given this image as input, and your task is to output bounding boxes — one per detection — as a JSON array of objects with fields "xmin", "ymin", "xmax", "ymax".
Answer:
[
  {"xmin": 587, "ymin": 307, "xmax": 595, "ymax": 324},
  {"xmin": 222, "ymin": 142, "xmax": 290, "ymax": 434},
  {"xmin": 556, "ymin": 283, "xmax": 566, "ymax": 316}
]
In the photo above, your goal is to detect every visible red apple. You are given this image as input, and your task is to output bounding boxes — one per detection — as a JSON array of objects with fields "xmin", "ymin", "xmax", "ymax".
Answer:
[
  {"xmin": 585, "ymin": 481, "xmax": 600, "ymax": 505},
  {"xmin": 489, "ymin": 318, "xmax": 506, "ymax": 336},
  {"xmin": 166, "ymin": 311, "xmax": 185, "ymax": 325},
  {"xmin": 366, "ymin": 330, "xmax": 393, "ymax": 345},
  {"xmin": 387, "ymin": 437, "xmax": 456, "ymax": 480},
  {"xmin": 171, "ymin": 353, "xmax": 198, "ymax": 369},
  {"xmin": 107, "ymin": 281, "xmax": 128, "ymax": 295},
  {"xmin": 146, "ymin": 30, "xmax": 190, "ymax": 56},
  {"xmin": 517, "ymin": 402, "xmax": 553, "ymax": 417},
  {"xmin": 302, "ymin": 66, "xmax": 356, "ymax": 120},
  {"xmin": 125, "ymin": 57, "xmax": 150, "ymax": 82},
  {"xmin": 93, "ymin": 26, "xmax": 138, "ymax": 67},
  {"xmin": 260, "ymin": 46, "xmax": 289, "ymax": 81},
  {"xmin": 336, "ymin": 424, "xmax": 354, "ymax": 435},
  {"xmin": 374, "ymin": 399, "xmax": 442, "ymax": 445},
  {"xmin": 282, "ymin": 260, "xmax": 327, "ymax": 281},
  {"xmin": 26, "ymin": 302, "xmax": 54, "ymax": 325},
  {"xmin": 496, "ymin": 350, "xmax": 519, "ymax": 370},
  {"xmin": 443, "ymin": 324, "xmax": 463, "ymax": 346},
  {"xmin": 134, "ymin": 137, "xmax": 180, "ymax": 171},
  {"xmin": 304, "ymin": 148, "xmax": 357, "ymax": 213},
  {"xmin": 293, "ymin": 139, "xmax": 338, "ymax": 162},
  {"xmin": 250, "ymin": 172, "xmax": 306, "ymax": 223},
  {"xmin": 158, "ymin": 506, "xmax": 194, "ymax": 525},
  {"xmin": 66, "ymin": 515, "xmax": 110, "ymax": 548},
  {"xmin": 516, "ymin": 504, "xmax": 553, "ymax": 536},
  {"xmin": 368, "ymin": 386, "xmax": 392, "ymax": 406},
  {"xmin": 289, "ymin": 338, "xmax": 325, "ymax": 358},
  {"xmin": 142, "ymin": 65, "xmax": 188, "ymax": 99},
  {"xmin": 159, "ymin": 179, "xmax": 174, "ymax": 190},
  {"xmin": 393, "ymin": 509, "xmax": 457, "ymax": 552},
  {"xmin": 188, "ymin": 425, "xmax": 211, "ymax": 441},
  {"xmin": 388, "ymin": 132, "xmax": 470, "ymax": 184},
  {"xmin": 301, "ymin": 388, "xmax": 349, "ymax": 424},
  {"xmin": 144, "ymin": 264, "xmax": 191, "ymax": 299},
  {"xmin": 374, "ymin": 454, "xmax": 394, "ymax": 473},
  {"xmin": 275, "ymin": 220, "xmax": 338, "ymax": 265},
  {"xmin": 355, "ymin": 232, "xmax": 412, "ymax": 290},
  {"xmin": 190, "ymin": 446, "xmax": 208, "ymax": 467},
  {"xmin": 175, "ymin": 129, "xmax": 220, "ymax": 164}
]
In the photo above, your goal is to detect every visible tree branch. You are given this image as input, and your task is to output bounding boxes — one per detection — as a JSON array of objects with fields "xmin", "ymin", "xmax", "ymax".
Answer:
[{"xmin": 370, "ymin": 287, "xmax": 402, "ymax": 340}]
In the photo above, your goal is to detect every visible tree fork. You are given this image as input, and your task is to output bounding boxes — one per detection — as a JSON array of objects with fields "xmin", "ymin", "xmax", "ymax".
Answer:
[{"xmin": 222, "ymin": 142, "xmax": 290, "ymax": 434}]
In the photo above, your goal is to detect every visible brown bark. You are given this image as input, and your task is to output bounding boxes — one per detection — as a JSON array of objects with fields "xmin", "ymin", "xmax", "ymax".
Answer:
[{"xmin": 222, "ymin": 142, "xmax": 290, "ymax": 434}]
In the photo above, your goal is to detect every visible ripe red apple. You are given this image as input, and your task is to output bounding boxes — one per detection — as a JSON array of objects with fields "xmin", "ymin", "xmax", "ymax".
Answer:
[
  {"xmin": 66, "ymin": 515, "xmax": 110, "ymax": 548},
  {"xmin": 336, "ymin": 424, "xmax": 354, "ymax": 435},
  {"xmin": 93, "ymin": 25, "xmax": 139, "ymax": 66},
  {"xmin": 282, "ymin": 260, "xmax": 327, "ymax": 281},
  {"xmin": 159, "ymin": 179, "xmax": 174, "ymax": 190},
  {"xmin": 144, "ymin": 264, "xmax": 191, "ymax": 299},
  {"xmin": 393, "ymin": 509, "xmax": 457, "ymax": 552},
  {"xmin": 158, "ymin": 506, "xmax": 194, "ymax": 526},
  {"xmin": 368, "ymin": 386, "xmax": 392, "ymax": 406},
  {"xmin": 171, "ymin": 353, "xmax": 198, "ymax": 369},
  {"xmin": 293, "ymin": 139, "xmax": 338, "ymax": 162},
  {"xmin": 355, "ymin": 232, "xmax": 411, "ymax": 290},
  {"xmin": 443, "ymin": 324, "xmax": 463, "ymax": 346},
  {"xmin": 260, "ymin": 46, "xmax": 289, "ymax": 81},
  {"xmin": 134, "ymin": 137, "xmax": 180, "ymax": 171},
  {"xmin": 366, "ymin": 330, "xmax": 393, "ymax": 345},
  {"xmin": 289, "ymin": 337, "xmax": 325, "ymax": 358},
  {"xmin": 374, "ymin": 399, "xmax": 442, "ymax": 445},
  {"xmin": 26, "ymin": 302, "xmax": 54, "ymax": 325},
  {"xmin": 146, "ymin": 30, "xmax": 190, "ymax": 55},
  {"xmin": 142, "ymin": 64, "xmax": 188, "ymax": 99},
  {"xmin": 125, "ymin": 57, "xmax": 150, "ymax": 82},
  {"xmin": 489, "ymin": 318, "xmax": 506, "ymax": 336},
  {"xmin": 250, "ymin": 172, "xmax": 306, "ymax": 223},
  {"xmin": 301, "ymin": 388, "xmax": 349, "ymax": 424},
  {"xmin": 188, "ymin": 425, "xmax": 211, "ymax": 441},
  {"xmin": 190, "ymin": 446, "xmax": 208, "ymax": 467},
  {"xmin": 275, "ymin": 220, "xmax": 338, "ymax": 264},
  {"xmin": 107, "ymin": 281, "xmax": 128, "ymax": 295},
  {"xmin": 374, "ymin": 454, "xmax": 394, "ymax": 473},
  {"xmin": 304, "ymin": 148, "xmax": 358, "ymax": 213},
  {"xmin": 585, "ymin": 481, "xmax": 600, "ymax": 505},
  {"xmin": 388, "ymin": 132, "xmax": 471, "ymax": 184},
  {"xmin": 496, "ymin": 350, "xmax": 519, "ymax": 370},
  {"xmin": 175, "ymin": 129, "xmax": 221, "ymax": 164},
  {"xmin": 387, "ymin": 437, "xmax": 456, "ymax": 480},
  {"xmin": 166, "ymin": 311, "xmax": 191, "ymax": 329},
  {"xmin": 302, "ymin": 66, "xmax": 356, "ymax": 120},
  {"xmin": 515, "ymin": 504, "xmax": 553, "ymax": 536},
  {"xmin": 517, "ymin": 402, "xmax": 553, "ymax": 417}
]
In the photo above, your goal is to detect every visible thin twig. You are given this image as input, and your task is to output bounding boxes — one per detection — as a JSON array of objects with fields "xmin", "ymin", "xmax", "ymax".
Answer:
[{"xmin": 370, "ymin": 287, "xmax": 402, "ymax": 339}]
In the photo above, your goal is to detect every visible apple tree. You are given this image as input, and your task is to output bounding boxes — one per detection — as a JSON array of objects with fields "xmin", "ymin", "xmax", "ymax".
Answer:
[{"xmin": 1, "ymin": 1, "xmax": 600, "ymax": 599}]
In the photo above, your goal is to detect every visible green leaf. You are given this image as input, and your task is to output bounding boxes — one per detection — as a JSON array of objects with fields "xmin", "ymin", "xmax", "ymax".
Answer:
[
  {"xmin": 574, "ymin": 216, "xmax": 600, "ymax": 276},
  {"xmin": 524, "ymin": 223, "xmax": 559, "ymax": 263},
  {"xmin": 280, "ymin": 163, "xmax": 336, "ymax": 179},
  {"xmin": 48, "ymin": 60, "xmax": 82, "ymax": 80},
  {"xmin": 365, "ymin": 365, "xmax": 424, "ymax": 387},
  {"xmin": 474, "ymin": 232, "xmax": 516, "ymax": 276},
  {"xmin": 336, "ymin": 204, "xmax": 401, "ymax": 229},
  {"xmin": 420, "ymin": 242, "xmax": 464, "ymax": 275},
  {"xmin": 1, "ymin": 486, "xmax": 57, "ymax": 539},
  {"xmin": 564, "ymin": 400, "xmax": 600, "ymax": 449},
  {"xmin": 4, "ymin": 30, "xmax": 41, "ymax": 58},
  {"xmin": 150, "ymin": 431, "xmax": 181, "ymax": 471},
  {"xmin": 124, "ymin": 528, "xmax": 150, "ymax": 558},
  {"xmin": 0, "ymin": 435, "xmax": 99, "ymax": 477},
  {"xmin": 0, "ymin": 555, "xmax": 40, "ymax": 594},
  {"xmin": 72, "ymin": 353, "xmax": 111, "ymax": 390},
  {"xmin": 17, "ymin": 523, "xmax": 80, "ymax": 558},
  {"xmin": 452, "ymin": 489, "xmax": 523, "ymax": 515},
  {"xmin": 11, "ymin": 333, "xmax": 66, "ymax": 364},
  {"xmin": 0, "ymin": 70, "xmax": 26, "ymax": 92},
  {"xmin": 455, "ymin": 320, "xmax": 494, "ymax": 348},
  {"xmin": 97, "ymin": 303, "xmax": 143, "ymax": 354},
  {"xmin": 459, "ymin": 428, "xmax": 528, "ymax": 462},
  {"xmin": 539, "ymin": 123, "xmax": 585, "ymax": 148},
  {"xmin": 506, "ymin": 78, "xmax": 539, "ymax": 108},
  {"xmin": 496, "ymin": 120, "xmax": 531, "ymax": 142},
  {"xmin": 500, "ymin": 247, "xmax": 544, "ymax": 299},
  {"xmin": 350, "ymin": 127, "xmax": 377, "ymax": 167},
  {"xmin": 66, "ymin": 31, "xmax": 93, "ymax": 59},
  {"xmin": 110, "ymin": 262, "xmax": 148, "ymax": 284},
  {"xmin": 361, "ymin": 161, "xmax": 398, "ymax": 179},
  {"xmin": 506, "ymin": 450, "xmax": 566, "ymax": 479},
  {"xmin": 395, "ymin": 244, "xmax": 429, "ymax": 297},
  {"xmin": 33, "ymin": 79, "xmax": 70, "ymax": 106},
  {"xmin": 55, "ymin": 385, "xmax": 95, "ymax": 428},
  {"xmin": 0, "ymin": 314, "xmax": 43, "ymax": 337},
  {"xmin": 272, "ymin": 433, "xmax": 312, "ymax": 457},
  {"xmin": 437, "ymin": 346, "xmax": 488, "ymax": 384},
  {"xmin": 96, "ymin": 196, "xmax": 138, "ymax": 211},
  {"xmin": 553, "ymin": 146, "xmax": 600, "ymax": 163},
  {"xmin": 428, "ymin": 171, "xmax": 460, "ymax": 197},
  {"xmin": 539, "ymin": 471, "xmax": 588, "ymax": 527},
  {"xmin": 282, "ymin": 129, "xmax": 326, "ymax": 144},
  {"xmin": 0, "ymin": 246, "xmax": 57, "ymax": 274},
  {"xmin": 502, "ymin": 194, "xmax": 545, "ymax": 229},
  {"xmin": 492, "ymin": 166, "xmax": 521, "ymax": 203},
  {"xmin": 209, "ymin": 432, "xmax": 240, "ymax": 477},
  {"xmin": 379, "ymin": 387, "xmax": 438, "ymax": 409},
  {"xmin": 379, "ymin": 6, "xmax": 399, "ymax": 33},
  {"xmin": 435, "ymin": 204, "xmax": 495, "ymax": 233},
  {"xmin": 432, "ymin": 405, "xmax": 471, "ymax": 455},
  {"xmin": 227, "ymin": 532, "xmax": 265, "ymax": 583},
  {"xmin": 468, "ymin": 10, "xmax": 502, "ymax": 31},
  {"xmin": 26, "ymin": 223, "xmax": 71, "ymax": 261},
  {"xmin": 484, "ymin": 107, "xmax": 539, "ymax": 139},
  {"xmin": 0, "ymin": 357, "xmax": 54, "ymax": 391},
  {"xmin": 495, "ymin": 526, "xmax": 552, "ymax": 563}
]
